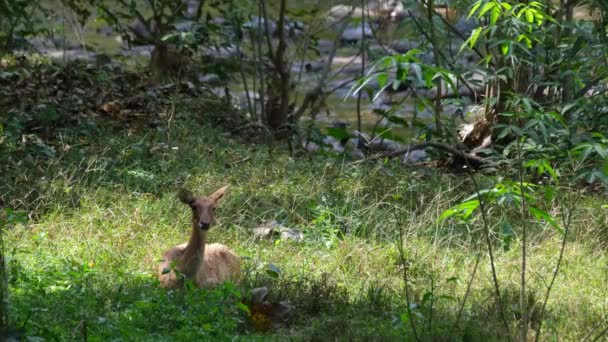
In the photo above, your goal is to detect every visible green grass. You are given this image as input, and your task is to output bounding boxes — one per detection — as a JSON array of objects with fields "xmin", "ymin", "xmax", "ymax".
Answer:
[{"xmin": 2, "ymin": 116, "xmax": 608, "ymax": 341}]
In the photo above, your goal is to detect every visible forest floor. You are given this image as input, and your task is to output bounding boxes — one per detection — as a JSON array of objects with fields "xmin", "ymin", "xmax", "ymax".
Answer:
[{"xmin": 2, "ymin": 58, "xmax": 608, "ymax": 341}]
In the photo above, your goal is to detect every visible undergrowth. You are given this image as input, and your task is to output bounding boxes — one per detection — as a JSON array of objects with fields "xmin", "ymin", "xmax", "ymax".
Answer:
[{"xmin": 1, "ymin": 60, "xmax": 608, "ymax": 341}]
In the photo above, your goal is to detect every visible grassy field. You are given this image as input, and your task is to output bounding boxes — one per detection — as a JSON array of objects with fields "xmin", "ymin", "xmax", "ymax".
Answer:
[{"xmin": 2, "ymin": 114, "xmax": 608, "ymax": 341}]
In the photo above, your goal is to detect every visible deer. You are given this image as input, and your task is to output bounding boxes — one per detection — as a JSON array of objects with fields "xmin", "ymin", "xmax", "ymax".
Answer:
[{"xmin": 158, "ymin": 186, "xmax": 241, "ymax": 288}]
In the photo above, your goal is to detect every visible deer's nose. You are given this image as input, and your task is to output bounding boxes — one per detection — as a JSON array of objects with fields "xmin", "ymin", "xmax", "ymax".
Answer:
[{"xmin": 198, "ymin": 222, "xmax": 210, "ymax": 230}]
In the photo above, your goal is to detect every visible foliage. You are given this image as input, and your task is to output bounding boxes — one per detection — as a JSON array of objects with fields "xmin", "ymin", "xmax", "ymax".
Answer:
[{"xmin": 0, "ymin": 0, "xmax": 48, "ymax": 52}]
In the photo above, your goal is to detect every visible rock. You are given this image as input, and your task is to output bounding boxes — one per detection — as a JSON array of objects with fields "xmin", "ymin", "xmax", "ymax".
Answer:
[
  {"xmin": 173, "ymin": 20, "xmax": 196, "ymax": 32},
  {"xmin": 389, "ymin": 39, "xmax": 416, "ymax": 53},
  {"xmin": 130, "ymin": 18, "xmax": 153, "ymax": 42},
  {"xmin": 280, "ymin": 228, "xmax": 303, "ymax": 242},
  {"xmin": 329, "ymin": 5, "xmax": 363, "ymax": 19},
  {"xmin": 253, "ymin": 220, "xmax": 280, "ymax": 239},
  {"xmin": 389, "ymin": 1, "xmax": 408, "ymax": 21},
  {"xmin": 290, "ymin": 60, "xmax": 324, "ymax": 73},
  {"xmin": 45, "ymin": 49, "xmax": 97, "ymax": 62},
  {"xmin": 317, "ymin": 39, "xmax": 334, "ymax": 55},
  {"xmin": 454, "ymin": 16, "xmax": 479, "ymax": 37},
  {"xmin": 26, "ymin": 37, "xmax": 55, "ymax": 50},
  {"xmin": 243, "ymin": 17, "xmax": 277, "ymax": 34},
  {"xmin": 341, "ymin": 23, "xmax": 374, "ymax": 44},
  {"xmin": 402, "ymin": 149, "xmax": 428, "ymax": 163},
  {"xmin": 252, "ymin": 220, "xmax": 302, "ymax": 242},
  {"xmin": 184, "ymin": 0, "xmax": 201, "ymax": 19},
  {"xmin": 251, "ymin": 287, "xmax": 269, "ymax": 303},
  {"xmin": 120, "ymin": 45, "xmax": 154, "ymax": 57},
  {"xmin": 96, "ymin": 26, "xmax": 113, "ymax": 37},
  {"xmin": 27, "ymin": 37, "xmax": 82, "ymax": 50},
  {"xmin": 198, "ymin": 73, "xmax": 222, "ymax": 85},
  {"xmin": 202, "ymin": 45, "xmax": 240, "ymax": 58}
]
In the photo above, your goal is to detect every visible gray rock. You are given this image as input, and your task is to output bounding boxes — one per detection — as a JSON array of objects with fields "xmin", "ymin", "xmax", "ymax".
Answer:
[
  {"xmin": 130, "ymin": 18, "xmax": 153, "ymax": 42},
  {"xmin": 390, "ymin": 39, "xmax": 416, "ymax": 53},
  {"xmin": 280, "ymin": 227, "xmax": 303, "ymax": 242},
  {"xmin": 120, "ymin": 45, "xmax": 154, "ymax": 57},
  {"xmin": 184, "ymin": 0, "xmax": 201, "ymax": 19},
  {"xmin": 251, "ymin": 287, "xmax": 269, "ymax": 303},
  {"xmin": 252, "ymin": 220, "xmax": 303, "ymax": 242},
  {"xmin": 243, "ymin": 17, "xmax": 276, "ymax": 34},
  {"xmin": 402, "ymin": 149, "xmax": 428, "ymax": 163},
  {"xmin": 253, "ymin": 220, "xmax": 280, "ymax": 239},
  {"xmin": 198, "ymin": 73, "xmax": 222, "ymax": 85},
  {"xmin": 341, "ymin": 23, "xmax": 374, "ymax": 44},
  {"xmin": 45, "ymin": 49, "xmax": 97, "ymax": 62},
  {"xmin": 454, "ymin": 16, "xmax": 479, "ymax": 37},
  {"xmin": 173, "ymin": 20, "xmax": 196, "ymax": 32},
  {"xmin": 329, "ymin": 5, "xmax": 361, "ymax": 19},
  {"xmin": 290, "ymin": 60, "xmax": 325, "ymax": 73},
  {"xmin": 316, "ymin": 39, "xmax": 334, "ymax": 55},
  {"xmin": 96, "ymin": 26, "xmax": 113, "ymax": 37},
  {"xmin": 202, "ymin": 45, "xmax": 240, "ymax": 58}
]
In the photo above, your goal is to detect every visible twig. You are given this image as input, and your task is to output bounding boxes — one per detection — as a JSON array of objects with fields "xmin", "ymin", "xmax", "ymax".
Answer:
[
  {"xmin": 395, "ymin": 209, "xmax": 420, "ymax": 341},
  {"xmin": 534, "ymin": 190, "xmax": 575, "ymax": 341},
  {"xmin": 516, "ymin": 138, "xmax": 528, "ymax": 342}
]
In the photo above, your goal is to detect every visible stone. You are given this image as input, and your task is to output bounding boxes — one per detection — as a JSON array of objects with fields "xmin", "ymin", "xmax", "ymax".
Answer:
[
  {"xmin": 402, "ymin": 149, "xmax": 428, "ymax": 163},
  {"xmin": 454, "ymin": 16, "xmax": 479, "ymax": 37},
  {"xmin": 173, "ymin": 20, "xmax": 196, "ymax": 32},
  {"xmin": 96, "ymin": 26, "xmax": 113, "ymax": 37},
  {"xmin": 341, "ymin": 23, "xmax": 374, "ymax": 44},
  {"xmin": 389, "ymin": 39, "xmax": 416, "ymax": 53},
  {"xmin": 243, "ymin": 17, "xmax": 277, "ymax": 34},
  {"xmin": 279, "ymin": 227, "xmax": 304, "ymax": 242},
  {"xmin": 290, "ymin": 60, "xmax": 324, "ymax": 73},
  {"xmin": 120, "ymin": 45, "xmax": 154, "ymax": 57},
  {"xmin": 316, "ymin": 39, "xmax": 334, "ymax": 55},
  {"xmin": 252, "ymin": 220, "xmax": 303, "ymax": 242},
  {"xmin": 184, "ymin": 0, "xmax": 201, "ymax": 19},
  {"xmin": 198, "ymin": 73, "xmax": 222, "ymax": 85},
  {"xmin": 251, "ymin": 287, "xmax": 269, "ymax": 304}
]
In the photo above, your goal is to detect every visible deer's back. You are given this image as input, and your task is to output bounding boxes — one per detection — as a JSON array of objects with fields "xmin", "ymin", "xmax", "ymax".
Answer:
[{"xmin": 200, "ymin": 243, "xmax": 241, "ymax": 287}]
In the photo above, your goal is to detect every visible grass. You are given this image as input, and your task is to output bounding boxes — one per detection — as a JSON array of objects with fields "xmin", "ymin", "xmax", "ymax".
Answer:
[
  {"xmin": 1, "ymin": 58, "xmax": 608, "ymax": 340},
  {"xmin": 2, "ymin": 117, "xmax": 608, "ymax": 341}
]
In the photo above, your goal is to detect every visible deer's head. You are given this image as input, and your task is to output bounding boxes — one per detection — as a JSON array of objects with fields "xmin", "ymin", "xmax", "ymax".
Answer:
[{"xmin": 178, "ymin": 186, "xmax": 228, "ymax": 231}]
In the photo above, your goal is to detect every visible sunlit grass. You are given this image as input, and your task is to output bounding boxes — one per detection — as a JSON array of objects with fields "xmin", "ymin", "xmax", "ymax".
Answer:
[{"xmin": 3, "ymin": 119, "xmax": 608, "ymax": 340}]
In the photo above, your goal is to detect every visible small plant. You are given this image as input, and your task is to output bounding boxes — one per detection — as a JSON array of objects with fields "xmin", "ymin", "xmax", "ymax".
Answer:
[{"xmin": 306, "ymin": 197, "xmax": 345, "ymax": 249}]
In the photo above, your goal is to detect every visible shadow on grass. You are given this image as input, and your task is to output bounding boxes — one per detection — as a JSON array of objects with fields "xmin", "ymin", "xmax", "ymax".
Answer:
[{"xmin": 6, "ymin": 252, "xmax": 521, "ymax": 341}]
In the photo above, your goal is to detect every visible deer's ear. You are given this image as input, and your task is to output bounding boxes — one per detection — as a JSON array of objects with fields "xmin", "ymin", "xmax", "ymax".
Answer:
[
  {"xmin": 209, "ymin": 185, "xmax": 229, "ymax": 204},
  {"xmin": 177, "ymin": 189, "xmax": 195, "ymax": 205}
]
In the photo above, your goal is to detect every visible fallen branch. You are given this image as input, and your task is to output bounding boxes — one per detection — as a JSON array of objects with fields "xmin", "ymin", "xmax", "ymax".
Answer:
[{"xmin": 354, "ymin": 141, "xmax": 486, "ymax": 165}]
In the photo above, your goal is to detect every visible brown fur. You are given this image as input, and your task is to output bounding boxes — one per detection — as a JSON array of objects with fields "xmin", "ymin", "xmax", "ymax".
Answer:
[{"xmin": 158, "ymin": 186, "xmax": 241, "ymax": 288}]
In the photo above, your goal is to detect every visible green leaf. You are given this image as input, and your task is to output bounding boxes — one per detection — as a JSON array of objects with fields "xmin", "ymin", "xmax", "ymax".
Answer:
[
  {"xmin": 528, "ymin": 206, "xmax": 563, "ymax": 234},
  {"xmin": 490, "ymin": 6, "xmax": 501, "ymax": 25},
  {"xmin": 525, "ymin": 10, "xmax": 534, "ymax": 23},
  {"xmin": 479, "ymin": 2, "xmax": 495, "ymax": 17},
  {"xmin": 468, "ymin": 0, "xmax": 483, "ymax": 18},
  {"xmin": 266, "ymin": 263, "xmax": 282, "ymax": 278},
  {"xmin": 377, "ymin": 73, "xmax": 388, "ymax": 89},
  {"xmin": 326, "ymin": 127, "xmax": 351, "ymax": 141},
  {"xmin": 237, "ymin": 302, "xmax": 251, "ymax": 314},
  {"xmin": 501, "ymin": 43, "xmax": 509, "ymax": 55},
  {"xmin": 469, "ymin": 27, "xmax": 483, "ymax": 48}
]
